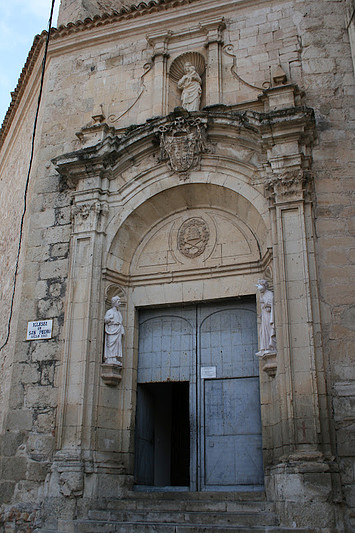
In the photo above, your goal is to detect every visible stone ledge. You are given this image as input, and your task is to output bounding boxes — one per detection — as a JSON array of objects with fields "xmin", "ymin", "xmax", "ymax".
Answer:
[{"xmin": 100, "ymin": 363, "xmax": 122, "ymax": 386}]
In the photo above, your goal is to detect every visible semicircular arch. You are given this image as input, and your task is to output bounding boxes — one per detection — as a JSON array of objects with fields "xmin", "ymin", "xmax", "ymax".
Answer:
[
  {"xmin": 105, "ymin": 158, "xmax": 269, "ymax": 250},
  {"xmin": 105, "ymin": 181, "xmax": 270, "ymax": 281}
]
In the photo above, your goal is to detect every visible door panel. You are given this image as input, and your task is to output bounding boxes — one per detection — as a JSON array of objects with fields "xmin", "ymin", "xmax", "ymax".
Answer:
[
  {"xmin": 138, "ymin": 309, "xmax": 195, "ymax": 383},
  {"xmin": 136, "ymin": 300, "xmax": 263, "ymax": 491},
  {"xmin": 199, "ymin": 304, "xmax": 259, "ymax": 378},
  {"xmin": 134, "ymin": 385, "xmax": 155, "ymax": 485},
  {"xmin": 203, "ymin": 377, "xmax": 263, "ymax": 488}
]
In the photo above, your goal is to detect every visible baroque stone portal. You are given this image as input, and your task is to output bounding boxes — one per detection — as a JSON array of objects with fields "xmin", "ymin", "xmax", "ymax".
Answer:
[{"xmin": 103, "ymin": 296, "xmax": 124, "ymax": 365}]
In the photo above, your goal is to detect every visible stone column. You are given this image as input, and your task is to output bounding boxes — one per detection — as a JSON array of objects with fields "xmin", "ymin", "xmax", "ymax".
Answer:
[
  {"xmin": 50, "ymin": 193, "xmax": 109, "ymax": 503},
  {"xmin": 47, "ymin": 126, "xmax": 115, "ymax": 511},
  {"xmin": 261, "ymin": 86, "xmax": 339, "ymax": 529},
  {"xmin": 57, "ymin": 197, "xmax": 108, "ymax": 452},
  {"xmin": 147, "ymin": 31, "xmax": 171, "ymax": 116},
  {"xmin": 200, "ymin": 18, "xmax": 225, "ymax": 106}
]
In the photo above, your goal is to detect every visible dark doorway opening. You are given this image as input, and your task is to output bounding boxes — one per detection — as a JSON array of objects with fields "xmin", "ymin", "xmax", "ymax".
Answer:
[{"xmin": 135, "ymin": 381, "xmax": 190, "ymax": 488}]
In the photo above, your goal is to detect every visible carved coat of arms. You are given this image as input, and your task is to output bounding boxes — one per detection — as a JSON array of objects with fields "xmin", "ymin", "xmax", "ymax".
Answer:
[
  {"xmin": 178, "ymin": 217, "xmax": 210, "ymax": 258},
  {"xmin": 157, "ymin": 117, "xmax": 208, "ymax": 177}
]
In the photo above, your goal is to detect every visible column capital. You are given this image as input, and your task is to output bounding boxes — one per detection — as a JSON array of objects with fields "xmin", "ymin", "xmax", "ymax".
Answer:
[
  {"xmin": 146, "ymin": 30, "xmax": 172, "ymax": 58},
  {"xmin": 200, "ymin": 17, "xmax": 226, "ymax": 45},
  {"xmin": 264, "ymin": 167, "xmax": 312, "ymax": 205},
  {"xmin": 71, "ymin": 199, "xmax": 109, "ymax": 234}
]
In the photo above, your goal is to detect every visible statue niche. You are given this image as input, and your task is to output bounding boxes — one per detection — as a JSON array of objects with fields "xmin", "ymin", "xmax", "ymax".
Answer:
[{"xmin": 169, "ymin": 52, "xmax": 206, "ymax": 112}]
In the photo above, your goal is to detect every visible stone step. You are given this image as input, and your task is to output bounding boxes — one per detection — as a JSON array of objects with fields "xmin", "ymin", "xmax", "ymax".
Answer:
[
  {"xmin": 87, "ymin": 509, "xmax": 277, "ymax": 527},
  {"xmin": 124, "ymin": 490, "xmax": 266, "ymax": 501},
  {"xmin": 51, "ymin": 522, "xmax": 320, "ymax": 533},
  {"xmin": 105, "ymin": 498, "xmax": 271, "ymax": 513}
]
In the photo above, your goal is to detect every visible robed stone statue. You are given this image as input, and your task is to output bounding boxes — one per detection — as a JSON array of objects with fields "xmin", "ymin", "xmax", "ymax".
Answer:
[
  {"xmin": 178, "ymin": 62, "xmax": 202, "ymax": 112},
  {"xmin": 104, "ymin": 296, "xmax": 124, "ymax": 365},
  {"xmin": 256, "ymin": 280, "xmax": 277, "ymax": 357}
]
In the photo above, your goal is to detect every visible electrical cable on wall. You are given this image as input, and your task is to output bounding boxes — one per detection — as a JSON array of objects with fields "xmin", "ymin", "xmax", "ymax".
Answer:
[{"xmin": 0, "ymin": 0, "xmax": 56, "ymax": 353}]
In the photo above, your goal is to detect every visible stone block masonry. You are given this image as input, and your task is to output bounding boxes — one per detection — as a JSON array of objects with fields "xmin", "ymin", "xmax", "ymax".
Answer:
[{"xmin": 0, "ymin": 0, "xmax": 354, "ymax": 531}]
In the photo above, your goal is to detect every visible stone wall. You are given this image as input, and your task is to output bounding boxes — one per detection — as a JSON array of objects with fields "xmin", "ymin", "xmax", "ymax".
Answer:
[
  {"xmin": 0, "ymin": 0, "xmax": 354, "ymax": 531},
  {"xmin": 0, "ymin": 78, "xmax": 45, "ymax": 441}
]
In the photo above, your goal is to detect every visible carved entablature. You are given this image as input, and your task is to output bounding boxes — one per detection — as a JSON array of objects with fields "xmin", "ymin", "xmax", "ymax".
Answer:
[
  {"xmin": 53, "ymin": 101, "xmax": 316, "ymax": 204},
  {"xmin": 156, "ymin": 116, "xmax": 209, "ymax": 179},
  {"xmin": 71, "ymin": 201, "xmax": 109, "ymax": 233},
  {"xmin": 264, "ymin": 168, "xmax": 312, "ymax": 204}
]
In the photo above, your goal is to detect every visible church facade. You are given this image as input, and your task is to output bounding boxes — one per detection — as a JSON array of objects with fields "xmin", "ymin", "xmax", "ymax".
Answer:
[{"xmin": 0, "ymin": 0, "xmax": 354, "ymax": 531}]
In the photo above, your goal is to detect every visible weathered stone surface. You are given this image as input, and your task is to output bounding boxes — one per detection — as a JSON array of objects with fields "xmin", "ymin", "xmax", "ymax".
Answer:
[
  {"xmin": 0, "ymin": 482, "xmax": 16, "ymax": 504},
  {"xmin": 0, "ymin": 0, "xmax": 354, "ymax": 531}
]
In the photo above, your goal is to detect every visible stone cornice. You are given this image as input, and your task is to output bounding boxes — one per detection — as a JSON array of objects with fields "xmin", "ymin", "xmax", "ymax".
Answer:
[
  {"xmin": 53, "ymin": 105, "xmax": 315, "ymax": 185},
  {"xmin": 0, "ymin": 33, "xmax": 46, "ymax": 150}
]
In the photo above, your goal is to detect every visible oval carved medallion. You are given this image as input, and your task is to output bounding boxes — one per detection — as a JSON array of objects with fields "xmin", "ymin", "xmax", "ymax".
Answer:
[{"xmin": 177, "ymin": 217, "xmax": 210, "ymax": 258}]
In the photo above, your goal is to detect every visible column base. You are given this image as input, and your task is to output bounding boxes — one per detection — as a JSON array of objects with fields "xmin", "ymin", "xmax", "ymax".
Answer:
[{"xmin": 265, "ymin": 456, "xmax": 344, "ymax": 531}]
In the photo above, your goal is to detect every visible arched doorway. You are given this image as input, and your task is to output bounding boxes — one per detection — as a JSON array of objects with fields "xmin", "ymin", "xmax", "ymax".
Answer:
[
  {"xmin": 105, "ymin": 182, "xmax": 270, "ymax": 491},
  {"xmin": 135, "ymin": 299, "xmax": 263, "ymax": 492}
]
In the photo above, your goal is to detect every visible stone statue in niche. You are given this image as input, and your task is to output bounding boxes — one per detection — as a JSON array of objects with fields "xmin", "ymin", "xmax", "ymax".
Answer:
[
  {"xmin": 256, "ymin": 280, "xmax": 277, "ymax": 357},
  {"xmin": 178, "ymin": 62, "xmax": 202, "ymax": 112},
  {"xmin": 103, "ymin": 296, "xmax": 124, "ymax": 365}
]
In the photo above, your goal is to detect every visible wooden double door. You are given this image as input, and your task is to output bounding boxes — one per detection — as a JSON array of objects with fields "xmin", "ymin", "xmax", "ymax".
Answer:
[{"xmin": 134, "ymin": 299, "xmax": 264, "ymax": 491}]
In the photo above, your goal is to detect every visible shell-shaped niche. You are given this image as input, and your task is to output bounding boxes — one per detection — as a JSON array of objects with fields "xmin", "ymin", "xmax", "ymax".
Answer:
[
  {"xmin": 169, "ymin": 52, "xmax": 206, "ymax": 82},
  {"xmin": 105, "ymin": 284, "xmax": 126, "ymax": 310}
]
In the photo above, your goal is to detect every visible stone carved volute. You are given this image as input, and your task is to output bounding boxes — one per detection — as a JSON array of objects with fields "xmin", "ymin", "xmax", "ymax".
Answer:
[{"xmin": 157, "ymin": 116, "xmax": 208, "ymax": 179}]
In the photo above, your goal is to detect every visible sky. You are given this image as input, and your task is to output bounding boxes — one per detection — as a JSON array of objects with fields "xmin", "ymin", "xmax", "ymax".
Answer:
[{"xmin": 0, "ymin": 0, "xmax": 60, "ymax": 126}]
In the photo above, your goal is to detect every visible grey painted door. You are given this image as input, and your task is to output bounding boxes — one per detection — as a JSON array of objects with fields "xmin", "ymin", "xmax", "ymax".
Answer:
[{"xmin": 136, "ymin": 299, "xmax": 263, "ymax": 491}]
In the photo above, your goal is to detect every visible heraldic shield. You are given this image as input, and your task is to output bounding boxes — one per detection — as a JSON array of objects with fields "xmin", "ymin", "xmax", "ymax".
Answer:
[
  {"xmin": 165, "ymin": 132, "xmax": 196, "ymax": 172},
  {"xmin": 157, "ymin": 117, "xmax": 208, "ymax": 175}
]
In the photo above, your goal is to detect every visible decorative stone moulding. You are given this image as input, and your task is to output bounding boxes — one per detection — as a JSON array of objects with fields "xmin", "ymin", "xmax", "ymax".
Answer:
[
  {"xmin": 169, "ymin": 52, "xmax": 206, "ymax": 82},
  {"xmin": 260, "ymin": 351, "xmax": 277, "ymax": 378},
  {"xmin": 265, "ymin": 168, "xmax": 312, "ymax": 204},
  {"xmin": 76, "ymin": 122, "xmax": 116, "ymax": 149},
  {"xmin": 101, "ymin": 363, "xmax": 122, "ymax": 386},
  {"xmin": 272, "ymin": 65, "xmax": 288, "ymax": 86},
  {"xmin": 53, "ymin": 102, "xmax": 315, "ymax": 193}
]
